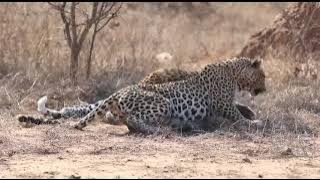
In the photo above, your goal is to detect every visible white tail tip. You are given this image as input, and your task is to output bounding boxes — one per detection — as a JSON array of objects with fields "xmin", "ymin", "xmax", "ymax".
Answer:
[{"xmin": 37, "ymin": 96, "xmax": 48, "ymax": 114}]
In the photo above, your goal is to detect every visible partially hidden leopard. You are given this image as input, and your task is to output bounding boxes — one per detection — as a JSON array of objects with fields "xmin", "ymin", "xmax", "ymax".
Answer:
[{"xmin": 18, "ymin": 57, "xmax": 266, "ymax": 134}]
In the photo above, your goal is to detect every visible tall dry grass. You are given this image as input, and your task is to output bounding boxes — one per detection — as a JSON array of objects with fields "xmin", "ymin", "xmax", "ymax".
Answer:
[
  {"xmin": 0, "ymin": 3, "xmax": 287, "ymax": 77},
  {"xmin": 3, "ymin": 2, "xmax": 320, "ymax": 137}
]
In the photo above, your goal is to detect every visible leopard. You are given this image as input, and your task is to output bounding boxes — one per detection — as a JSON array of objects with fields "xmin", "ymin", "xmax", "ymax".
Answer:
[
  {"xmin": 140, "ymin": 68, "xmax": 255, "ymax": 118},
  {"xmin": 18, "ymin": 65, "xmax": 255, "ymax": 129},
  {"xmin": 104, "ymin": 68, "xmax": 256, "ymax": 126},
  {"xmin": 19, "ymin": 57, "xmax": 266, "ymax": 134},
  {"xmin": 139, "ymin": 68, "xmax": 197, "ymax": 85}
]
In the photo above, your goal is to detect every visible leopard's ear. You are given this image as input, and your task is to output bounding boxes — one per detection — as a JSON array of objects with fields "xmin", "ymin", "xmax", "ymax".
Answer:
[{"xmin": 252, "ymin": 58, "xmax": 262, "ymax": 68}]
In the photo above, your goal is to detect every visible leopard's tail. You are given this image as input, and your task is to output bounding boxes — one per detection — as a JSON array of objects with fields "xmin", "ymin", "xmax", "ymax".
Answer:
[{"xmin": 37, "ymin": 96, "xmax": 104, "ymax": 119}]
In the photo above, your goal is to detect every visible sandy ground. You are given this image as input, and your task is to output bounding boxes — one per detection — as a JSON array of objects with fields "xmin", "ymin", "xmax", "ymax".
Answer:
[{"xmin": 1, "ymin": 111, "xmax": 320, "ymax": 179}]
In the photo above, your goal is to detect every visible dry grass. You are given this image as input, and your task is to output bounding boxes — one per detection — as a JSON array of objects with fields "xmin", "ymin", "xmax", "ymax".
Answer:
[
  {"xmin": 0, "ymin": 2, "xmax": 316, "ymax": 138},
  {"xmin": 1, "ymin": 2, "xmax": 320, "ymax": 178},
  {"xmin": 0, "ymin": 2, "xmax": 287, "ymax": 105}
]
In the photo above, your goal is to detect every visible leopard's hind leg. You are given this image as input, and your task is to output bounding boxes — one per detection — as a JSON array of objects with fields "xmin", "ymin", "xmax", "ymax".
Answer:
[{"xmin": 74, "ymin": 89, "xmax": 173, "ymax": 135}]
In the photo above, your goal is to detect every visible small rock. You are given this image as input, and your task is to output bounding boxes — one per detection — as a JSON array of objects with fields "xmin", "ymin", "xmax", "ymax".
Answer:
[
  {"xmin": 281, "ymin": 148, "xmax": 294, "ymax": 156},
  {"xmin": 242, "ymin": 157, "xmax": 252, "ymax": 163},
  {"xmin": 68, "ymin": 175, "xmax": 81, "ymax": 179},
  {"xmin": 44, "ymin": 171, "xmax": 56, "ymax": 175}
]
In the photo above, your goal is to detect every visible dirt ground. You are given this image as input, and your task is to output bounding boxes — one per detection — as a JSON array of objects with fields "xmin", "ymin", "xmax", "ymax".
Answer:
[
  {"xmin": 2, "ymin": 2, "xmax": 320, "ymax": 179},
  {"xmin": 1, "ymin": 112, "xmax": 320, "ymax": 179}
]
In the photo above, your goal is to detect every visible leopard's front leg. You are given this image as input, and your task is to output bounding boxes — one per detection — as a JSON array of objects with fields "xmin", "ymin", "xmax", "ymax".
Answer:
[{"xmin": 218, "ymin": 102, "xmax": 263, "ymax": 131}]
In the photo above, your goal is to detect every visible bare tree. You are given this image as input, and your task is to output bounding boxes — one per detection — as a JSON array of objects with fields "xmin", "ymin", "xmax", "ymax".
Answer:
[
  {"xmin": 86, "ymin": 2, "xmax": 122, "ymax": 79},
  {"xmin": 48, "ymin": 2, "xmax": 122, "ymax": 84}
]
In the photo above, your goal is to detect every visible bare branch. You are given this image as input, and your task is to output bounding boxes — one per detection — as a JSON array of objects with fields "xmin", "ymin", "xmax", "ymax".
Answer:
[
  {"xmin": 95, "ymin": 2, "xmax": 117, "ymax": 23},
  {"xmin": 96, "ymin": 3, "xmax": 122, "ymax": 32},
  {"xmin": 70, "ymin": 2, "xmax": 78, "ymax": 45},
  {"xmin": 78, "ymin": 2, "xmax": 98, "ymax": 48},
  {"xmin": 96, "ymin": 15, "xmax": 115, "ymax": 33},
  {"xmin": 47, "ymin": 2, "xmax": 123, "ymax": 81},
  {"xmin": 48, "ymin": 2, "xmax": 64, "ymax": 11},
  {"xmin": 57, "ymin": 2, "xmax": 73, "ymax": 48},
  {"xmin": 75, "ymin": 5, "xmax": 90, "ymax": 21},
  {"xmin": 97, "ymin": 2, "xmax": 106, "ymax": 18},
  {"xmin": 48, "ymin": 2, "xmax": 71, "ymax": 16},
  {"xmin": 99, "ymin": 3, "xmax": 116, "ymax": 19}
]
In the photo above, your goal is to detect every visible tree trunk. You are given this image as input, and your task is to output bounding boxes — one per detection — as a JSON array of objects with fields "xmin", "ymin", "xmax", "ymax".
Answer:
[
  {"xmin": 86, "ymin": 26, "xmax": 98, "ymax": 80},
  {"xmin": 70, "ymin": 46, "xmax": 80, "ymax": 85}
]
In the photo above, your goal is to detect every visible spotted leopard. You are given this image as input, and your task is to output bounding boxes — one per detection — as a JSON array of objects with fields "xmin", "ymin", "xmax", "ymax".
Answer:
[
  {"xmin": 105, "ymin": 68, "xmax": 256, "ymax": 126},
  {"xmin": 18, "ymin": 65, "xmax": 255, "ymax": 129},
  {"xmin": 139, "ymin": 68, "xmax": 256, "ymax": 118},
  {"xmin": 20, "ymin": 57, "xmax": 266, "ymax": 134}
]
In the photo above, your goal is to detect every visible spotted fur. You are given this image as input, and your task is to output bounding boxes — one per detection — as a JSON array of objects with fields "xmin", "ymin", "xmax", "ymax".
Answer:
[
  {"xmin": 19, "ymin": 57, "xmax": 265, "ymax": 134},
  {"xmin": 105, "ymin": 68, "xmax": 255, "ymax": 125},
  {"xmin": 139, "ymin": 68, "xmax": 197, "ymax": 85}
]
